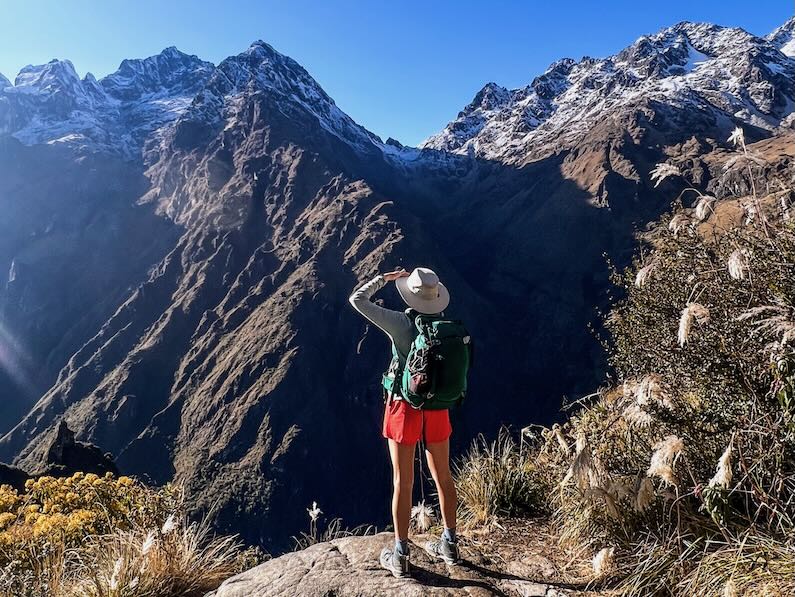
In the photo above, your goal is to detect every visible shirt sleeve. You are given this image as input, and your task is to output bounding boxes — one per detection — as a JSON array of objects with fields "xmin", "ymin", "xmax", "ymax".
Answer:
[{"xmin": 348, "ymin": 275, "xmax": 409, "ymax": 341}]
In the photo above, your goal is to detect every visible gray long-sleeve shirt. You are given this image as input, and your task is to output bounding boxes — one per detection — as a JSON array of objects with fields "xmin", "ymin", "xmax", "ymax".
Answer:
[{"xmin": 348, "ymin": 275, "xmax": 415, "ymax": 363}]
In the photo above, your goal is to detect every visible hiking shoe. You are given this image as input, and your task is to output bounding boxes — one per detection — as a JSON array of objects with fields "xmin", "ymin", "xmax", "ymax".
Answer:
[
  {"xmin": 424, "ymin": 536, "xmax": 461, "ymax": 565},
  {"xmin": 380, "ymin": 546, "xmax": 410, "ymax": 578}
]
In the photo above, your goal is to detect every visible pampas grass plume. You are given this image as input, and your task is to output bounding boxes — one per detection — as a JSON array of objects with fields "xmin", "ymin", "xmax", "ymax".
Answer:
[
  {"xmin": 678, "ymin": 303, "xmax": 710, "ymax": 346},
  {"xmin": 708, "ymin": 440, "xmax": 733, "ymax": 489},
  {"xmin": 650, "ymin": 163, "xmax": 681, "ymax": 187},
  {"xmin": 593, "ymin": 547, "xmax": 615, "ymax": 578},
  {"xmin": 647, "ymin": 435, "xmax": 684, "ymax": 486}
]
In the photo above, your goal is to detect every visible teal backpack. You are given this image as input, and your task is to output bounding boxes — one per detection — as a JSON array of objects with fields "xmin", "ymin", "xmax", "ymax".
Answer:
[{"xmin": 382, "ymin": 311, "xmax": 472, "ymax": 410}]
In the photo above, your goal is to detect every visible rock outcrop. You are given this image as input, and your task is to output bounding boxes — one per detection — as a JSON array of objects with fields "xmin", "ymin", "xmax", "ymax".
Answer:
[
  {"xmin": 0, "ymin": 421, "xmax": 116, "ymax": 490},
  {"xmin": 24, "ymin": 420, "xmax": 117, "ymax": 477},
  {"xmin": 207, "ymin": 532, "xmax": 585, "ymax": 597}
]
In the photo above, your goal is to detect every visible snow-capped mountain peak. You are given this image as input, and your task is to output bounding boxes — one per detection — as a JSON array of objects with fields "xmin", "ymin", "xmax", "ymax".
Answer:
[
  {"xmin": 767, "ymin": 16, "xmax": 795, "ymax": 57},
  {"xmin": 464, "ymin": 82, "xmax": 511, "ymax": 114},
  {"xmin": 207, "ymin": 39, "xmax": 336, "ymax": 104},
  {"xmin": 14, "ymin": 59, "xmax": 82, "ymax": 93},
  {"xmin": 423, "ymin": 18, "xmax": 795, "ymax": 162},
  {"xmin": 0, "ymin": 41, "xmax": 387, "ymax": 159},
  {"xmin": 3, "ymin": 17, "xmax": 793, "ymax": 164},
  {"xmin": 530, "ymin": 58, "xmax": 575, "ymax": 99},
  {"xmin": 172, "ymin": 40, "xmax": 382, "ymax": 154},
  {"xmin": 101, "ymin": 47, "xmax": 213, "ymax": 101},
  {"xmin": 0, "ymin": 48, "xmax": 216, "ymax": 156},
  {"xmin": 614, "ymin": 23, "xmax": 716, "ymax": 78}
]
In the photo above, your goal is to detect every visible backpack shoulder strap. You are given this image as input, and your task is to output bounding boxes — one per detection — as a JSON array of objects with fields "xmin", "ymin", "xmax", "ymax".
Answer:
[
  {"xmin": 414, "ymin": 314, "xmax": 425, "ymax": 334},
  {"xmin": 403, "ymin": 308, "xmax": 425, "ymax": 335},
  {"xmin": 414, "ymin": 309, "xmax": 443, "ymax": 324},
  {"xmin": 413, "ymin": 312, "xmax": 446, "ymax": 337}
]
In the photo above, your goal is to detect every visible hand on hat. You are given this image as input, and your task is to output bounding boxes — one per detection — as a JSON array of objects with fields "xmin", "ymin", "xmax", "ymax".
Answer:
[{"xmin": 383, "ymin": 268, "xmax": 410, "ymax": 282}]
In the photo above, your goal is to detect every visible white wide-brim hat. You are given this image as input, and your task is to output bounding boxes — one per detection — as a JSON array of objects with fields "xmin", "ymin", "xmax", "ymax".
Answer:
[{"xmin": 395, "ymin": 267, "xmax": 450, "ymax": 314}]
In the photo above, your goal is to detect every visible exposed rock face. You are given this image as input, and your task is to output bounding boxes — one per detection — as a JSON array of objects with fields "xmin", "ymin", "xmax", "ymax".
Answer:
[
  {"xmin": 0, "ymin": 19, "xmax": 793, "ymax": 550},
  {"xmin": 0, "ymin": 421, "xmax": 116, "ymax": 491},
  {"xmin": 206, "ymin": 533, "xmax": 577, "ymax": 597},
  {"xmin": 25, "ymin": 420, "xmax": 117, "ymax": 477}
]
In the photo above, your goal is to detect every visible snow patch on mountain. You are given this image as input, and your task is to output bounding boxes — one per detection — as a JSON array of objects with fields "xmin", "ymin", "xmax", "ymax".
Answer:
[{"xmin": 680, "ymin": 45, "xmax": 711, "ymax": 73}]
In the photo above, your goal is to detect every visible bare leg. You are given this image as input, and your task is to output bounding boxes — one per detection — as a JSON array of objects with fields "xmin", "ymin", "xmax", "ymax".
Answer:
[
  {"xmin": 425, "ymin": 439, "xmax": 457, "ymax": 532},
  {"xmin": 388, "ymin": 439, "xmax": 416, "ymax": 541}
]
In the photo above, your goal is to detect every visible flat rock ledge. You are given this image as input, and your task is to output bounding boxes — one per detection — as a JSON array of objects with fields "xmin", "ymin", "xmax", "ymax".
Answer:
[{"xmin": 206, "ymin": 532, "xmax": 579, "ymax": 597}]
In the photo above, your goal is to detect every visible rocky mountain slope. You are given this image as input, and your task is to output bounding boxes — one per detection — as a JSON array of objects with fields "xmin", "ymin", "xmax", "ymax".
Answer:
[
  {"xmin": 768, "ymin": 15, "xmax": 795, "ymax": 56},
  {"xmin": 0, "ymin": 138, "xmax": 179, "ymax": 428},
  {"xmin": 1, "ymin": 41, "xmax": 516, "ymax": 548},
  {"xmin": 0, "ymin": 18, "xmax": 793, "ymax": 549}
]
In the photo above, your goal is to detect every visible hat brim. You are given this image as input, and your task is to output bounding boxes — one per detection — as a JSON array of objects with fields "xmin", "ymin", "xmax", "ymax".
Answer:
[{"xmin": 395, "ymin": 277, "xmax": 450, "ymax": 314}]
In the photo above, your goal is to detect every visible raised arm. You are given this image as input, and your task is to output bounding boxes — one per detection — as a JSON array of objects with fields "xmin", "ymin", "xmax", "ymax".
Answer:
[{"xmin": 349, "ymin": 271, "xmax": 410, "ymax": 340}]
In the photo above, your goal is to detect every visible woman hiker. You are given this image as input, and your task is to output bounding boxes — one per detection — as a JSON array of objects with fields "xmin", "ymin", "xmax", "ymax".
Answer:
[{"xmin": 349, "ymin": 267, "xmax": 460, "ymax": 578}]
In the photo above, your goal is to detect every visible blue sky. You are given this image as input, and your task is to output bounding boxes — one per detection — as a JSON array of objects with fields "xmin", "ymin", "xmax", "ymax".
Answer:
[{"xmin": 1, "ymin": 1, "xmax": 791, "ymax": 146}]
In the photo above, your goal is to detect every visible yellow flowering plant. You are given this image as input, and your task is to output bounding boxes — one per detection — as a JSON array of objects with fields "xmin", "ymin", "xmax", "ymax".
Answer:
[{"xmin": 0, "ymin": 473, "xmax": 187, "ymax": 597}]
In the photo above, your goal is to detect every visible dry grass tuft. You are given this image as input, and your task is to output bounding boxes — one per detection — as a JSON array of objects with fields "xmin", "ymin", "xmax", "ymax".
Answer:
[
  {"xmin": 292, "ymin": 515, "xmax": 377, "ymax": 551},
  {"xmin": 454, "ymin": 429, "xmax": 545, "ymax": 527},
  {"xmin": 69, "ymin": 518, "xmax": 250, "ymax": 597}
]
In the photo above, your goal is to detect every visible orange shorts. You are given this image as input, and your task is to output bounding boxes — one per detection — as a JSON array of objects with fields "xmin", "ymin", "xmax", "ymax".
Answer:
[{"xmin": 382, "ymin": 399, "xmax": 452, "ymax": 445}]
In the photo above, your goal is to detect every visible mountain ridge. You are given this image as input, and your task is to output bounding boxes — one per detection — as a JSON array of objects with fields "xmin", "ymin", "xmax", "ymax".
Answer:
[
  {"xmin": 767, "ymin": 16, "xmax": 795, "ymax": 55},
  {"xmin": 422, "ymin": 19, "xmax": 794, "ymax": 162},
  {"xmin": 2, "ymin": 18, "xmax": 792, "ymax": 162},
  {"xmin": 0, "ymin": 48, "xmax": 214, "ymax": 156}
]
